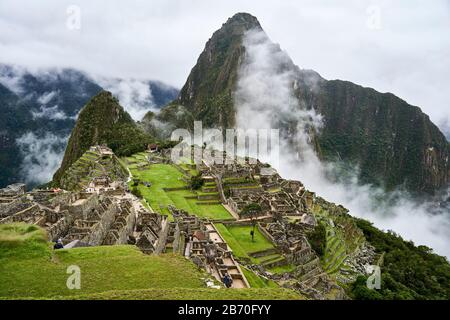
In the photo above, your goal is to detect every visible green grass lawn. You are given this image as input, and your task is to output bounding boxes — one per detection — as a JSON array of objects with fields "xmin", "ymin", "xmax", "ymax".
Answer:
[
  {"xmin": 129, "ymin": 163, "xmax": 189, "ymax": 215},
  {"xmin": 56, "ymin": 287, "xmax": 302, "ymax": 300},
  {"xmin": 0, "ymin": 223, "xmax": 302, "ymax": 300},
  {"xmin": 127, "ymin": 162, "xmax": 233, "ymax": 220},
  {"xmin": 267, "ymin": 264, "xmax": 296, "ymax": 274},
  {"xmin": 225, "ymin": 225, "xmax": 274, "ymax": 254},
  {"xmin": 215, "ymin": 224, "xmax": 275, "ymax": 262},
  {"xmin": 166, "ymin": 190, "xmax": 232, "ymax": 220},
  {"xmin": 0, "ymin": 224, "xmax": 206, "ymax": 298}
]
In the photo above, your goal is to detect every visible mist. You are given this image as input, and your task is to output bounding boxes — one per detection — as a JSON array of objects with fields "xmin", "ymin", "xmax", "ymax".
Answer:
[
  {"xmin": 16, "ymin": 132, "xmax": 68, "ymax": 186},
  {"xmin": 235, "ymin": 29, "xmax": 450, "ymax": 259},
  {"xmin": 93, "ymin": 76, "xmax": 158, "ymax": 121}
]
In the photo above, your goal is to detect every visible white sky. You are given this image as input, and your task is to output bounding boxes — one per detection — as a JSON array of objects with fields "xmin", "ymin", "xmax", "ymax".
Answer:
[{"xmin": 0, "ymin": 0, "xmax": 449, "ymax": 134}]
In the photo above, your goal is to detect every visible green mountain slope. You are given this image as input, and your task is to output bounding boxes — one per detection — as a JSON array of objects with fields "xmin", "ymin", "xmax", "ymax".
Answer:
[
  {"xmin": 52, "ymin": 91, "xmax": 152, "ymax": 186},
  {"xmin": 152, "ymin": 12, "xmax": 449, "ymax": 194},
  {"xmin": 350, "ymin": 218, "xmax": 450, "ymax": 299},
  {"xmin": 313, "ymin": 80, "xmax": 449, "ymax": 192}
]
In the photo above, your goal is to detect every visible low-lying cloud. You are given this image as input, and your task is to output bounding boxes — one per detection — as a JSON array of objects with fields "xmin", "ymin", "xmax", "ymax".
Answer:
[
  {"xmin": 235, "ymin": 29, "xmax": 450, "ymax": 258},
  {"xmin": 93, "ymin": 77, "xmax": 157, "ymax": 121},
  {"xmin": 16, "ymin": 132, "xmax": 68, "ymax": 185},
  {"xmin": 31, "ymin": 104, "xmax": 73, "ymax": 121}
]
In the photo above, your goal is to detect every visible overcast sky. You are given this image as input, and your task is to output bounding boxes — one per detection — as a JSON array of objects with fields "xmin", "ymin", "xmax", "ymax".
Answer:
[{"xmin": 0, "ymin": 0, "xmax": 449, "ymax": 134}]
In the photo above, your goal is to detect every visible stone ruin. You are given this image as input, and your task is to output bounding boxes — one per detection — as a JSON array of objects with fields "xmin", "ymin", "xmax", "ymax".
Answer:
[
  {"xmin": 251, "ymin": 218, "xmax": 346, "ymax": 299},
  {"xmin": 153, "ymin": 206, "xmax": 251, "ymax": 288},
  {"xmin": 0, "ymin": 184, "xmax": 145, "ymax": 248},
  {"xmin": 135, "ymin": 212, "xmax": 168, "ymax": 254},
  {"xmin": 0, "ymin": 183, "xmax": 27, "ymax": 218}
]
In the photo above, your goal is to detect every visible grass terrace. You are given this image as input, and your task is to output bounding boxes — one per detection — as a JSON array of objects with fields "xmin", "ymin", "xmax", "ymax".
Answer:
[
  {"xmin": 215, "ymin": 224, "xmax": 282, "ymax": 264},
  {"xmin": 311, "ymin": 206, "xmax": 365, "ymax": 278},
  {"xmin": 124, "ymin": 156, "xmax": 233, "ymax": 221}
]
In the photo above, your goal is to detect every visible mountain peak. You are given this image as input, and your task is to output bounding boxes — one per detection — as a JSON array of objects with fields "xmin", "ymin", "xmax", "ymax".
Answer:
[
  {"xmin": 160, "ymin": 13, "xmax": 264, "ymax": 129},
  {"xmin": 52, "ymin": 90, "xmax": 152, "ymax": 186},
  {"xmin": 222, "ymin": 12, "xmax": 261, "ymax": 31}
]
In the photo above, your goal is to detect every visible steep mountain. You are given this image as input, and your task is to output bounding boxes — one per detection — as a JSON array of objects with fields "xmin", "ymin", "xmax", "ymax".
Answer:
[
  {"xmin": 311, "ymin": 80, "xmax": 449, "ymax": 193},
  {"xmin": 0, "ymin": 64, "xmax": 178, "ymax": 188},
  {"xmin": 152, "ymin": 12, "xmax": 449, "ymax": 195},
  {"xmin": 52, "ymin": 91, "xmax": 152, "ymax": 187},
  {"xmin": 163, "ymin": 13, "xmax": 262, "ymax": 129}
]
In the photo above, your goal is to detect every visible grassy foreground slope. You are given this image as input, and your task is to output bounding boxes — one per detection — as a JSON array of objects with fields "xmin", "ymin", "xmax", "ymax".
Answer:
[{"xmin": 0, "ymin": 224, "xmax": 301, "ymax": 300}]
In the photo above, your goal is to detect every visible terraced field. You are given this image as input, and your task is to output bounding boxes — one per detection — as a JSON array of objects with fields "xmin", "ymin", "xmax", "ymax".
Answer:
[
  {"xmin": 322, "ymin": 230, "xmax": 348, "ymax": 274},
  {"xmin": 214, "ymin": 223, "xmax": 291, "ymax": 272},
  {"xmin": 124, "ymin": 154, "xmax": 233, "ymax": 221},
  {"xmin": 58, "ymin": 149, "xmax": 128, "ymax": 191},
  {"xmin": 312, "ymin": 207, "xmax": 365, "ymax": 278}
]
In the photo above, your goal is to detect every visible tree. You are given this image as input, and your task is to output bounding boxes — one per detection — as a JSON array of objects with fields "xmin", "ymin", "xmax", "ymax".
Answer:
[
  {"xmin": 307, "ymin": 223, "xmax": 327, "ymax": 256},
  {"xmin": 190, "ymin": 174, "xmax": 204, "ymax": 190},
  {"xmin": 241, "ymin": 203, "xmax": 262, "ymax": 242},
  {"xmin": 131, "ymin": 186, "xmax": 142, "ymax": 198}
]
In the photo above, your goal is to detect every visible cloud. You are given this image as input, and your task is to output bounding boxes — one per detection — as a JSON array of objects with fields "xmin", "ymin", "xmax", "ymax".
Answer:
[
  {"xmin": 36, "ymin": 91, "xmax": 57, "ymax": 104},
  {"xmin": 31, "ymin": 104, "xmax": 73, "ymax": 121},
  {"xmin": 235, "ymin": 29, "xmax": 450, "ymax": 258},
  {"xmin": 0, "ymin": 64, "xmax": 26, "ymax": 94},
  {"xmin": 0, "ymin": 0, "xmax": 448, "ymax": 133},
  {"xmin": 16, "ymin": 132, "xmax": 68, "ymax": 185},
  {"xmin": 93, "ymin": 77, "xmax": 156, "ymax": 121}
]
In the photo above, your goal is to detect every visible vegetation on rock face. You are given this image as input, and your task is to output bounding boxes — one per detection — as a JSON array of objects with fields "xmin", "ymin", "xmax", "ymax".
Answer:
[
  {"xmin": 307, "ymin": 222, "xmax": 327, "ymax": 257},
  {"xmin": 57, "ymin": 148, "xmax": 128, "ymax": 191},
  {"xmin": 189, "ymin": 174, "xmax": 204, "ymax": 190},
  {"xmin": 52, "ymin": 91, "xmax": 152, "ymax": 186},
  {"xmin": 349, "ymin": 218, "xmax": 450, "ymax": 300},
  {"xmin": 145, "ymin": 13, "xmax": 261, "ymax": 134},
  {"xmin": 313, "ymin": 80, "xmax": 450, "ymax": 194}
]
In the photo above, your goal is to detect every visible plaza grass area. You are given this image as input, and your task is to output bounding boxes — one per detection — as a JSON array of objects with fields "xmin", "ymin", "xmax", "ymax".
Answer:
[
  {"xmin": 125, "ymin": 156, "xmax": 233, "ymax": 221},
  {"xmin": 215, "ymin": 224, "xmax": 275, "ymax": 262},
  {"xmin": 0, "ymin": 223, "xmax": 302, "ymax": 300}
]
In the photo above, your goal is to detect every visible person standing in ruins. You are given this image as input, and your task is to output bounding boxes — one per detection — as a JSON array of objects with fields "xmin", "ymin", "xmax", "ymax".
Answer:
[
  {"xmin": 53, "ymin": 238, "xmax": 64, "ymax": 250},
  {"xmin": 223, "ymin": 273, "xmax": 233, "ymax": 288}
]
